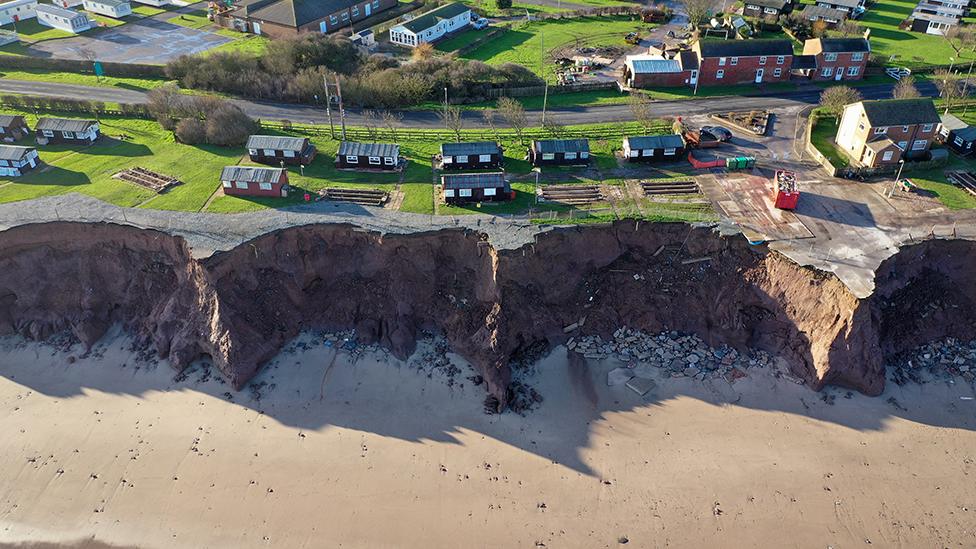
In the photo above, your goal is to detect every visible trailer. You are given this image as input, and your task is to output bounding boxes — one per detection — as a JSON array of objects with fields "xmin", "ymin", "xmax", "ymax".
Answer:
[{"xmin": 773, "ymin": 170, "xmax": 799, "ymax": 210}]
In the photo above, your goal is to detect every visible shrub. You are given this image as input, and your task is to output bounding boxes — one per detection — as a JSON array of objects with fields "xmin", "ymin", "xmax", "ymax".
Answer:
[
  {"xmin": 174, "ymin": 118, "xmax": 206, "ymax": 144},
  {"xmin": 204, "ymin": 104, "xmax": 257, "ymax": 146},
  {"xmin": 496, "ymin": 0, "xmax": 512, "ymax": 8}
]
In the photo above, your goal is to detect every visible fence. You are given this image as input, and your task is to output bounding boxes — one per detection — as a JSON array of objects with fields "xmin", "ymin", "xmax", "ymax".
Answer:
[
  {"xmin": 0, "ymin": 55, "xmax": 166, "ymax": 78},
  {"xmin": 484, "ymin": 81, "xmax": 618, "ymax": 99},
  {"xmin": 0, "ymin": 95, "xmax": 152, "ymax": 118}
]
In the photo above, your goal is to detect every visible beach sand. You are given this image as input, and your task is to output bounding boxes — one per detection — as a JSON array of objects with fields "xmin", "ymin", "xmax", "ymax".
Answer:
[{"xmin": 0, "ymin": 330, "xmax": 974, "ymax": 548}]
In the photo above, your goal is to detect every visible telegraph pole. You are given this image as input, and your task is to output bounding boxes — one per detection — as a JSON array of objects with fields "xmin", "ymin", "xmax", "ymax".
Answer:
[
  {"xmin": 334, "ymin": 74, "xmax": 347, "ymax": 141},
  {"xmin": 540, "ymin": 31, "xmax": 548, "ymax": 126},
  {"xmin": 323, "ymin": 74, "xmax": 336, "ymax": 139}
]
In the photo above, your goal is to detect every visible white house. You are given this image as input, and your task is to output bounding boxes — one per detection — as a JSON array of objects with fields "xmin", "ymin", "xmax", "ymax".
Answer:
[
  {"xmin": 389, "ymin": 2, "xmax": 471, "ymax": 48},
  {"xmin": 35, "ymin": 4, "xmax": 91, "ymax": 33},
  {"xmin": 0, "ymin": 145, "xmax": 39, "ymax": 177},
  {"xmin": 83, "ymin": 0, "xmax": 131, "ymax": 18},
  {"xmin": 0, "ymin": 0, "xmax": 38, "ymax": 26}
]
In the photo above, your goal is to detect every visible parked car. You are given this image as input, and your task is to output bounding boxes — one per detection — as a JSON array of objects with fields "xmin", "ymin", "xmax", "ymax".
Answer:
[
  {"xmin": 472, "ymin": 18, "xmax": 489, "ymax": 29},
  {"xmin": 701, "ymin": 126, "xmax": 733, "ymax": 142}
]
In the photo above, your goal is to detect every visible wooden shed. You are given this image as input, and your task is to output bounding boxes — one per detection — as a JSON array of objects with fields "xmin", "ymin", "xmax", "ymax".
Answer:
[
  {"xmin": 335, "ymin": 141, "xmax": 401, "ymax": 171},
  {"xmin": 220, "ymin": 166, "xmax": 289, "ymax": 198},
  {"xmin": 246, "ymin": 135, "xmax": 317, "ymax": 166},
  {"xmin": 441, "ymin": 172, "xmax": 511, "ymax": 204},
  {"xmin": 0, "ymin": 145, "xmax": 39, "ymax": 177},
  {"xmin": 529, "ymin": 139, "xmax": 590, "ymax": 166},
  {"xmin": 622, "ymin": 134, "xmax": 686, "ymax": 162},
  {"xmin": 34, "ymin": 117, "xmax": 99, "ymax": 145},
  {"xmin": 440, "ymin": 141, "xmax": 503, "ymax": 170},
  {"xmin": 939, "ymin": 113, "xmax": 976, "ymax": 156},
  {"xmin": 0, "ymin": 115, "xmax": 29, "ymax": 142}
]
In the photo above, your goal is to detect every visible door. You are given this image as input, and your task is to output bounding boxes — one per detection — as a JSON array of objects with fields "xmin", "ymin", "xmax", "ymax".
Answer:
[
  {"xmin": 320, "ymin": 20, "xmax": 327, "ymax": 32},
  {"xmin": 252, "ymin": 22, "xmax": 261, "ymax": 35},
  {"xmin": 835, "ymin": 67, "xmax": 843, "ymax": 81},
  {"xmin": 365, "ymin": 2, "xmax": 371, "ymax": 16},
  {"xmin": 689, "ymin": 70, "xmax": 698, "ymax": 85},
  {"xmin": 755, "ymin": 68, "xmax": 764, "ymax": 83}
]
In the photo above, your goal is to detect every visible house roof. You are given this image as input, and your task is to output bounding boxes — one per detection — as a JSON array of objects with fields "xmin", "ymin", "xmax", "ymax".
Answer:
[
  {"xmin": 35, "ymin": 117, "xmax": 96, "ymax": 132},
  {"xmin": 246, "ymin": 135, "xmax": 308, "ymax": 151},
  {"xmin": 804, "ymin": 37, "xmax": 869, "ymax": 54},
  {"xmin": 791, "ymin": 54, "xmax": 818, "ymax": 70},
  {"xmin": 912, "ymin": 12, "xmax": 959, "ymax": 25},
  {"xmin": 697, "ymin": 39, "xmax": 793, "ymax": 59},
  {"xmin": 745, "ymin": 0, "xmax": 788, "ymax": 10},
  {"xmin": 0, "ymin": 145, "xmax": 33, "ymax": 161},
  {"xmin": 220, "ymin": 166, "xmax": 285, "ymax": 182},
  {"xmin": 859, "ymin": 99, "xmax": 941, "ymax": 127},
  {"xmin": 337, "ymin": 141, "xmax": 399, "ymax": 157},
  {"xmin": 88, "ymin": 0, "xmax": 130, "ymax": 7},
  {"xmin": 0, "ymin": 114, "xmax": 25, "ymax": 128},
  {"xmin": 236, "ymin": 0, "xmax": 361, "ymax": 27},
  {"xmin": 820, "ymin": 0, "xmax": 859, "ymax": 8},
  {"xmin": 397, "ymin": 2, "xmax": 469, "ymax": 33},
  {"xmin": 442, "ymin": 172, "xmax": 507, "ymax": 189},
  {"xmin": 627, "ymin": 56, "xmax": 682, "ymax": 74},
  {"xmin": 624, "ymin": 134, "xmax": 685, "ymax": 150},
  {"xmin": 801, "ymin": 5, "xmax": 848, "ymax": 21},
  {"xmin": 940, "ymin": 113, "xmax": 968, "ymax": 131},
  {"xmin": 533, "ymin": 139, "xmax": 590, "ymax": 154},
  {"xmin": 677, "ymin": 49, "xmax": 699, "ymax": 70},
  {"xmin": 865, "ymin": 137, "xmax": 901, "ymax": 152},
  {"xmin": 441, "ymin": 141, "xmax": 500, "ymax": 156},
  {"xmin": 35, "ymin": 3, "xmax": 84, "ymax": 17}
]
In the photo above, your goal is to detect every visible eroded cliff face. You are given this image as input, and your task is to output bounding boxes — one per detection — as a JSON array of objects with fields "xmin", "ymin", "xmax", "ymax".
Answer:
[{"xmin": 0, "ymin": 221, "xmax": 970, "ymax": 406}]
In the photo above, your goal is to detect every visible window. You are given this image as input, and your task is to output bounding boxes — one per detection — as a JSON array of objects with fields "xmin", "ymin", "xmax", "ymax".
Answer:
[
  {"xmin": 912, "ymin": 139, "xmax": 927, "ymax": 150},
  {"xmin": 444, "ymin": 189, "xmax": 455, "ymax": 197},
  {"xmin": 664, "ymin": 148, "xmax": 676, "ymax": 155},
  {"xmin": 235, "ymin": 181, "xmax": 248, "ymax": 189},
  {"xmin": 847, "ymin": 66, "xmax": 859, "ymax": 76},
  {"xmin": 902, "ymin": 125, "xmax": 909, "ymax": 133},
  {"xmin": 730, "ymin": 57, "xmax": 738, "ymax": 65},
  {"xmin": 248, "ymin": 148, "xmax": 257, "ymax": 155},
  {"xmin": 541, "ymin": 153, "xmax": 555, "ymax": 160},
  {"xmin": 384, "ymin": 157, "xmax": 395, "ymax": 165},
  {"xmin": 852, "ymin": 52, "xmax": 864, "ymax": 61},
  {"xmin": 62, "ymin": 131, "xmax": 73, "ymax": 138},
  {"xmin": 955, "ymin": 136, "xmax": 965, "ymax": 146},
  {"xmin": 759, "ymin": 56, "xmax": 767, "ymax": 65},
  {"xmin": 263, "ymin": 149, "xmax": 275, "ymax": 156},
  {"xmin": 483, "ymin": 187, "xmax": 497, "ymax": 196},
  {"xmin": 222, "ymin": 181, "xmax": 232, "ymax": 188},
  {"xmin": 719, "ymin": 57, "xmax": 726, "ymax": 66},
  {"xmin": 352, "ymin": 6, "xmax": 359, "ymax": 16},
  {"xmin": 716, "ymin": 69, "xmax": 724, "ymax": 79},
  {"xmin": 369, "ymin": 156, "xmax": 380, "ymax": 165},
  {"xmin": 459, "ymin": 188, "xmax": 472, "ymax": 197},
  {"xmin": 479, "ymin": 154, "xmax": 491, "ymax": 162},
  {"xmin": 580, "ymin": 151, "xmax": 589, "ymax": 159},
  {"xmin": 777, "ymin": 56, "xmax": 785, "ymax": 64},
  {"xmin": 283, "ymin": 150, "xmax": 296, "ymax": 157},
  {"xmin": 442, "ymin": 156, "xmax": 453, "ymax": 164},
  {"xmin": 372, "ymin": 0, "xmax": 379, "ymax": 7},
  {"xmin": 897, "ymin": 141, "xmax": 907, "ymax": 150},
  {"xmin": 773, "ymin": 68, "xmax": 782, "ymax": 77},
  {"xmin": 882, "ymin": 150, "xmax": 893, "ymax": 161},
  {"xmin": 0, "ymin": 160, "xmax": 8, "ymax": 167},
  {"xmin": 874, "ymin": 127, "xmax": 887, "ymax": 135},
  {"xmin": 259, "ymin": 182, "xmax": 272, "ymax": 191},
  {"xmin": 341, "ymin": 11, "xmax": 349, "ymax": 21},
  {"xmin": 565, "ymin": 152, "xmax": 577, "ymax": 160},
  {"xmin": 456, "ymin": 155, "xmax": 468, "ymax": 163},
  {"xmin": 825, "ymin": 53, "xmax": 837, "ymax": 61},
  {"xmin": 42, "ymin": 130, "xmax": 53, "ymax": 137},
  {"xmin": 922, "ymin": 123, "xmax": 934, "ymax": 132},
  {"xmin": 346, "ymin": 155, "xmax": 358, "ymax": 163},
  {"xmin": 330, "ymin": 15, "xmax": 338, "ymax": 24},
  {"xmin": 821, "ymin": 67, "xmax": 833, "ymax": 77},
  {"xmin": 764, "ymin": 6, "xmax": 777, "ymax": 13},
  {"xmin": 642, "ymin": 149, "xmax": 652, "ymax": 156}
]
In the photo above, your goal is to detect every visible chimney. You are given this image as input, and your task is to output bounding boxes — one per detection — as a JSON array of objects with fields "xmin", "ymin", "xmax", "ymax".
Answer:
[{"xmin": 863, "ymin": 28, "xmax": 871, "ymax": 40}]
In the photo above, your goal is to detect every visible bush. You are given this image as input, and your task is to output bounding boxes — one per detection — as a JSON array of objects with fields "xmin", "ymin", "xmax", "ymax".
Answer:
[
  {"xmin": 174, "ymin": 118, "xmax": 206, "ymax": 144},
  {"xmin": 496, "ymin": 0, "xmax": 512, "ymax": 8},
  {"xmin": 204, "ymin": 104, "xmax": 257, "ymax": 146}
]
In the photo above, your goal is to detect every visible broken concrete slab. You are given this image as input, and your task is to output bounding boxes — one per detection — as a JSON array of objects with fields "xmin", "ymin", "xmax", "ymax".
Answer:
[
  {"xmin": 626, "ymin": 376, "xmax": 656, "ymax": 396},
  {"xmin": 608, "ymin": 367, "xmax": 635, "ymax": 387}
]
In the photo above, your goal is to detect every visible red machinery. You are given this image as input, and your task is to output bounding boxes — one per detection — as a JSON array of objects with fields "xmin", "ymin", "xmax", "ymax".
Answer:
[{"xmin": 773, "ymin": 170, "xmax": 799, "ymax": 210}]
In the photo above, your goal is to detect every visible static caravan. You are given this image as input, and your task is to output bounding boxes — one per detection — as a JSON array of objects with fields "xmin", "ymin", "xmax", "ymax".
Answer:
[
  {"xmin": 622, "ymin": 134, "xmax": 686, "ymax": 162},
  {"xmin": 939, "ymin": 113, "xmax": 976, "ymax": 155},
  {"xmin": 83, "ymin": 0, "xmax": 131, "ymax": 18},
  {"xmin": 220, "ymin": 166, "xmax": 289, "ymax": 197},
  {"xmin": 440, "ymin": 141, "xmax": 503, "ymax": 170},
  {"xmin": 35, "ymin": 4, "xmax": 91, "ymax": 33},
  {"xmin": 0, "ymin": 115, "xmax": 30, "ymax": 142},
  {"xmin": 0, "ymin": 145, "xmax": 39, "ymax": 177},
  {"xmin": 441, "ymin": 172, "xmax": 511, "ymax": 205},
  {"xmin": 246, "ymin": 135, "xmax": 317, "ymax": 166},
  {"xmin": 34, "ymin": 117, "xmax": 99, "ymax": 144},
  {"xmin": 335, "ymin": 141, "xmax": 401, "ymax": 171},
  {"xmin": 52, "ymin": 0, "xmax": 84, "ymax": 8},
  {"xmin": 389, "ymin": 2, "xmax": 471, "ymax": 48},
  {"xmin": 131, "ymin": 0, "xmax": 168, "ymax": 6},
  {"xmin": 0, "ymin": 0, "xmax": 36, "ymax": 25},
  {"xmin": 529, "ymin": 139, "xmax": 590, "ymax": 167}
]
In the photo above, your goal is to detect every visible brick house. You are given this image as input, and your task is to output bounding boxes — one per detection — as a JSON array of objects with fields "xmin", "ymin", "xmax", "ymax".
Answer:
[
  {"xmin": 835, "ymin": 98, "xmax": 941, "ymax": 168},
  {"xmin": 801, "ymin": 37, "xmax": 869, "ymax": 81},
  {"xmin": 622, "ymin": 54, "xmax": 696, "ymax": 88},
  {"xmin": 220, "ymin": 166, "xmax": 290, "ymax": 197},
  {"xmin": 223, "ymin": 0, "xmax": 397, "ymax": 38},
  {"xmin": 693, "ymin": 39, "xmax": 794, "ymax": 86},
  {"xmin": 743, "ymin": 0, "xmax": 792, "ymax": 18}
]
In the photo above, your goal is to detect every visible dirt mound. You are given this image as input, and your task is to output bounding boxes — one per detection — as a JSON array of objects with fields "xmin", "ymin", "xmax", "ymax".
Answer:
[{"xmin": 0, "ymin": 221, "xmax": 969, "ymax": 407}]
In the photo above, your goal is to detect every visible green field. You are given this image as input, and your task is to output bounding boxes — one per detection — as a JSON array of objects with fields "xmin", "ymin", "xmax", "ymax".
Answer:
[
  {"xmin": 461, "ymin": 15, "xmax": 651, "ymax": 77},
  {"xmin": 0, "ymin": 68, "xmax": 171, "ymax": 91}
]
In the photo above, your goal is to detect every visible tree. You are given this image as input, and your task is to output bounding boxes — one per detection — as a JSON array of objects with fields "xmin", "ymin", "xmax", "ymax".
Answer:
[
  {"xmin": 438, "ymin": 104, "xmax": 464, "ymax": 142},
  {"xmin": 892, "ymin": 75, "xmax": 921, "ymax": 99},
  {"xmin": 935, "ymin": 69, "xmax": 964, "ymax": 112},
  {"xmin": 628, "ymin": 92, "xmax": 654, "ymax": 132},
  {"xmin": 495, "ymin": 0, "xmax": 512, "ymax": 9},
  {"xmin": 381, "ymin": 110, "xmax": 404, "ymax": 143},
  {"xmin": 204, "ymin": 104, "xmax": 257, "ymax": 146},
  {"xmin": 412, "ymin": 42, "xmax": 435, "ymax": 61},
  {"xmin": 543, "ymin": 116, "xmax": 564, "ymax": 138},
  {"xmin": 363, "ymin": 109, "xmax": 380, "ymax": 141},
  {"xmin": 944, "ymin": 26, "xmax": 976, "ymax": 56},
  {"xmin": 830, "ymin": 20, "xmax": 861, "ymax": 38},
  {"xmin": 818, "ymin": 85, "xmax": 862, "ymax": 120},
  {"xmin": 497, "ymin": 97, "xmax": 527, "ymax": 144},
  {"xmin": 174, "ymin": 118, "xmax": 206, "ymax": 145},
  {"xmin": 681, "ymin": 0, "xmax": 714, "ymax": 28},
  {"xmin": 482, "ymin": 108, "xmax": 499, "ymax": 140},
  {"xmin": 811, "ymin": 19, "xmax": 828, "ymax": 38}
]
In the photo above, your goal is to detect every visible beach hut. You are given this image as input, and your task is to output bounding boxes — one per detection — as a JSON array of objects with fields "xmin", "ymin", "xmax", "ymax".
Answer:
[
  {"xmin": 34, "ymin": 117, "xmax": 99, "ymax": 144},
  {"xmin": 220, "ymin": 166, "xmax": 289, "ymax": 197},
  {"xmin": 440, "ymin": 141, "xmax": 503, "ymax": 170},
  {"xmin": 622, "ymin": 134, "xmax": 686, "ymax": 162},
  {"xmin": 939, "ymin": 113, "xmax": 976, "ymax": 155},
  {"xmin": 441, "ymin": 172, "xmax": 511, "ymax": 204},
  {"xmin": 529, "ymin": 139, "xmax": 590, "ymax": 167},
  {"xmin": 0, "ymin": 145, "xmax": 39, "ymax": 177},
  {"xmin": 246, "ymin": 135, "xmax": 317, "ymax": 166},
  {"xmin": 0, "ymin": 115, "xmax": 30, "ymax": 142},
  {"xmin": 335, "ymin": 141, "xmax": 401, "ymax": 170}
]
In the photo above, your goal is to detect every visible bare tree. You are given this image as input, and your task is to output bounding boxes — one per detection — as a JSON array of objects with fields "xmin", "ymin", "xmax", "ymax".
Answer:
[
  {"xmin": 628, "ymin": 92, "xmax": 654, "ymax": 132},
  {"xmin": 412, "ymin": 42, "xmax": 435, "ymax": 61},
  {"xmin": 543, "ymin": 115, "xmax": 564, "ymax": 138},
  {"xmin": 482, "ymin": 108, "xmax": 499, "ymax": 140},
  {"xmin": 935, "ymin": 69, "xmax": 965, "ymax": 112},
  {"xmin": 819, "ymin": 85, "xmax": 863, "ymax": 120},
  {"xmin": 830, "ymin": 20, "xmax": 862, "ymax": 38},
  {"xmin": 497, "ymin": 97, "xmax": 527, "ymax": 145},
  {"xmin": 380, "ymin": 110, "xmax": 403, "ymax": 143},
  {"xmin": 892, "ymin": 75, "xmax": 921, "ymax": 99},
  {"xmin": 363, "ymin": 109, "xmax": 380, "ymax": 141},
  {"xmin": 945, "ymin": 27, "xmax": 976, "ymax": 56},
  {"xmin": 680, "ymin": 0, "xmax": 714, "ymax": 28},
  {"xmin": 438, "ymin": 104, "xmax": 464, "ymax": 142}
]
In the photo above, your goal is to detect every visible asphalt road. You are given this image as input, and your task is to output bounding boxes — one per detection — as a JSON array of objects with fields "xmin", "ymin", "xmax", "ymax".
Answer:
[{"xmin": 0, "ymin": 79, "xmax": 938, "ymax": 127}]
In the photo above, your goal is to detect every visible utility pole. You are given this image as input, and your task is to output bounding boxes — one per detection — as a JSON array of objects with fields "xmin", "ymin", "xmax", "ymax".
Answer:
[
  {"xmin": 322, "ymin": 75, "xmax": 336, "ymax": 139},
  {"xmin": 334, "ymin": 74, "xmax": 347, "ymax": 141},
  {"xmin": 964, "ymin": 58, "xmax": 975, "ymax": 116},
  {"xmin": 540, "ymin": 30, "xmax": 547, "ymax": 125}
]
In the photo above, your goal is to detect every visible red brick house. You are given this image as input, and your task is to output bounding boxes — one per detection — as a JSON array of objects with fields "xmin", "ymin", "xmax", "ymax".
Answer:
[
  {"xmin": 221, "ymin": 0, "xmax": 397, "ymax": 38},
  {"xmin": 693, "ymin": 39, "xmax": 794, "ymax": 86},
  {"xmin": 835, "ymin": 98, "xmax": 941, "ymax": 168},
  {"xmin": 801, "ymin": 37, "xmax": 869, "ymax": 81},
  {"xmin": 220, "ymin": 166, "xmax": 290, "ymax": 197},
  {"xmin": 622, "ymin": 54, "xmax": 696, "ymax": 88}
]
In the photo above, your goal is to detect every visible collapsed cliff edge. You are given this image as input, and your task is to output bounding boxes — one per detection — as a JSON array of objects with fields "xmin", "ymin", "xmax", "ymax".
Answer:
[{"xmin": 0, "ymin": 221, "xmax": 973, "ymax": 410}]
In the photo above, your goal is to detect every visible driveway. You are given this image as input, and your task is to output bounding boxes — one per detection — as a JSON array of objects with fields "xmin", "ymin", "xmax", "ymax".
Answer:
[{"xmin": 23, "ymin": 8, "xmax": 230, "ymax": 64}]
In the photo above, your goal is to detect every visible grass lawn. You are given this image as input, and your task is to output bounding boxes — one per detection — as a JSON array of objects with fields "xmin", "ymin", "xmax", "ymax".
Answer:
[
  {"xmin": 0, "ymin": 68, "xmax": 172, "ymax": 92},
  {"xmin": 167, "ymin": 9, "xmax": 215, "ymax": 30},
  {"xmin": 809, "ymin": 114, "xmax": 850, "ymax": 168},
  {"xmin": 461, "ymin": 15, "xmax": 651, "ymax": 77},
  {"xmin": 209, "ymin": 31, "xmax": 270, "ymax": 56},
  {"xmin": 434, "ymin": 28, "xmax": 486, "ymax": 52},
  {"xmin": 0, "ymin": 19, "xmax": 76, "ymax": 43}
]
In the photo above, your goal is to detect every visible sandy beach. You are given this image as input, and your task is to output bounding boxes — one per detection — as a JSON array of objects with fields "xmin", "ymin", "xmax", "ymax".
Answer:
[{"xmin": 0, "ymin": 330, "xmax": 974, "ymax": 548}]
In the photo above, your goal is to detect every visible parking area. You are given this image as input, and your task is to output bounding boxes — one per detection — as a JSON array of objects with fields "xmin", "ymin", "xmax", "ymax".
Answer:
[
  {"xmin": 699, "ymin": 170, "xmax": 814, "ymax": 243},
  {"xmin": 25, "ymin": 15, "xmax": 230, "ymax": 64}
]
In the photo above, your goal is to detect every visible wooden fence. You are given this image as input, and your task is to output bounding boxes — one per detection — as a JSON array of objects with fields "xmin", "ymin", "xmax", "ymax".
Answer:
[{"xmin": 484, "ymin": 81, "xmax": 619, "ymax": 99}]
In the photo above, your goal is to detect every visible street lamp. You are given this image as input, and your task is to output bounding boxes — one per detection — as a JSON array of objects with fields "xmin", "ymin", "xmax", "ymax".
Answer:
[
  {"xmin": 889, "ymin": 158, "xmax": 905, "ymax": 198},
  {"xmin": 444, "ymin": 86, "xmax": 449, "ymax": 105}
]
